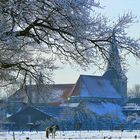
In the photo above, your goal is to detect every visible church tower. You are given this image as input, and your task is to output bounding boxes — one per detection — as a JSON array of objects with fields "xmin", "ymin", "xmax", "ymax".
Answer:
[{"xmin": 103, "ymin": 32, "xmax": 127, "ymax": 101}]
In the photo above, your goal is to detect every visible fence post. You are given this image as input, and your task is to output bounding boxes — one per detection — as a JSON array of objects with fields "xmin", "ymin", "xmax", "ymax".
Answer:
[{"xmin": 13, "ymin": 131, "xmax": 15, "ymax": 140}]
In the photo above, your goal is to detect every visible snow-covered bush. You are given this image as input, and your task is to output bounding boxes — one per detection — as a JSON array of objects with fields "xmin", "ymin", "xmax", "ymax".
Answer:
[
  {"xmin": 59, "ymin": 103, "xmax": 96, "ymax": 130},
  {"xmin": 126, "ymin": 113, "xmax": 140, "ymax": 130}
]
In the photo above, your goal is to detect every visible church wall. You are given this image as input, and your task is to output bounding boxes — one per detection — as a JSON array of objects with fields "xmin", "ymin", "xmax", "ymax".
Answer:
[{"xmin": 111, "ymin": 78, "xmax": 127, "ymax": 102}]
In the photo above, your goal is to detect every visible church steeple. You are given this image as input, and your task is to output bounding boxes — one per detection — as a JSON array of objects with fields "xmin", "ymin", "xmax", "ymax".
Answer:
[
  {"xmin": 107, "ymin": 32, "xmax": 123, "ymax": 76},
  {"xmin": 103, "ymin": 32, "xmax": 127, "ymax": 101}
]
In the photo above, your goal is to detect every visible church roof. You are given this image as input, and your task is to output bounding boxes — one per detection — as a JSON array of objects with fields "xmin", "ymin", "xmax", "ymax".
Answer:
[
  {"xmin": 35, "ymin": 105, "xmax": 67, "ymax": 118},
  {"xmin": 9, "ymin": 84, "xmax": 74, "ymax": 105},
  {"xmin": 123, "ymin": 103, "xmax": 140, "ymax": 111},
  {"xmin": 69, "ymin": 75, "xmax": 121, "ymax": 99},
  {"xmin": 122, "ymin": 98, "xmax": 140, "ymax": 113}
]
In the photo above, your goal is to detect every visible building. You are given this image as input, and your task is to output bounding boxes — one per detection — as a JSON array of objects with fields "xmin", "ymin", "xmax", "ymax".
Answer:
[
  {"xmin": 5, "ymin": 33, "xmax": 127, "ymax": 130},
  {"xmin": 7, "ymin": 105, "xmax": 78, "ymax": 130},
  {"xmin": 103, "ymin": 33, "xmax": 127, "ymax": 100},
  {"xmin": 7, "ymin": 106, "xmax": 54, "ymax": 130},
  {"xmin": 9, "ymin": 33, "xmax": 127, "ymax": 104},
  {"xmin": 123, "ymin": 98, "xmax": 140, "ymax": 116},
  {"xmin": 66, "ymin": 75, "xmax": 125, "ymax": 121},
  {"xmin": 8, "ymin": 84, "xmax": 74, "ymax": 111},
  {"xmin": 68, "ymin": 75, "xmax": 122, "ymax": 103}
]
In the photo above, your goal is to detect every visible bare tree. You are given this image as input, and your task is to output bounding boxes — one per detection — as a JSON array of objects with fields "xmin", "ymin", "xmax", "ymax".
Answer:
[
  {"xmin": 0, "ymin": 0, "xmax": 139, "ymax": 87},
  {"xmin": 128, "ymin": 84, "xmax": 140, "ymax": 98}
]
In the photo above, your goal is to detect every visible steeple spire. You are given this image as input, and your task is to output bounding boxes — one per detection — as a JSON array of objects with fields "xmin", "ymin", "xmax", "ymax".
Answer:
[
  {"xmin": 107, "ymin": 32, "xmax": 122, "ymax": 74},
  {"xmin": 103, "ymin": 32, "xmax": 127, "ymax": 100}
]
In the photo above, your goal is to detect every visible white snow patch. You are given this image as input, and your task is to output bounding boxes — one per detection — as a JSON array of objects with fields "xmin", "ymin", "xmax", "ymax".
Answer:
[
  {"xmin": 0, "ymin": 130, "xmax": 140, "ymax": 139},
  {"xmin": 80, "ymin": 77, "xmax": 121, "ymax": 99},
  {"xmin": 6, "ymin": 113, "xmax": 12, "ymax": 118},
  {"xmin": 123, "ymin": 103, "xmax": 140, "ymax": 110},
  {"xmin": 48, "ymin": 89, "xmax": 64, "ymax": 103},
  {"xmin": 86, "ymin": 102, "xmax": 125, "ymax": 120},
  {"xmin": 60, "ymin": 103, "xmax": 80, "ymax": 107}
]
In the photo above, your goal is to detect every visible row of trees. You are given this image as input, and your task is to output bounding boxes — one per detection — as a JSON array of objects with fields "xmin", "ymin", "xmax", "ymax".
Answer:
[
  {"xmin": 0, "ymin": 0, "xmax": 140, "ymax": 89},
  {"xmin": 39, "ymin": 102, "xmax": 126, "ymax": 131}
]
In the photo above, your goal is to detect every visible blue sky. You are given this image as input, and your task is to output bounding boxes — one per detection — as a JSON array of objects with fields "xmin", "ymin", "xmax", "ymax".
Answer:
[{"xmin": 54, "ymin": 0, "xmax": 140, "ymax": 88}]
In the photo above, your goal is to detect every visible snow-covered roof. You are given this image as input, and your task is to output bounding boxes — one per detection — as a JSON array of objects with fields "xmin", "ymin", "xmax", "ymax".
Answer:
[
  {"xmin": 86, "ymin": 102, "xmax": 125, "ymax": 120},
  {"xmin": 8, "ymin": 105, "xmax": 68, "ymax": 120},
  {"xmin": 9, "ymin": 84, "xmax": 74, "ymax": 104},
  {"xmin": 60, "ymin": 103, "xmax": 80, "ymax": 107},
  {"xmin": 123, "ymin": 103, "xmax": 140, "ymax": 111},
  {"xmin": 36, "ymin": 105, "xmax": 68, "ymax": 118},
  {"xmin": 69, "ymin": 75, "xmax": 121, "ymax": 99}
]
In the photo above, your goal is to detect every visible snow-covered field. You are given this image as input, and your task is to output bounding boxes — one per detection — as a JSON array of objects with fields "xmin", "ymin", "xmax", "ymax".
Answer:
[{"xmin": 0, "ymin": 130, "xmax": 140, "ymax": 139}]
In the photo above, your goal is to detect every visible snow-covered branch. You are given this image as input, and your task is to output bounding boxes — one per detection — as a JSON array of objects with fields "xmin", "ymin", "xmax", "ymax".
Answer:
[{"xmin": 0, "ymin": 0, "xmax": 139, "ymax": 86}]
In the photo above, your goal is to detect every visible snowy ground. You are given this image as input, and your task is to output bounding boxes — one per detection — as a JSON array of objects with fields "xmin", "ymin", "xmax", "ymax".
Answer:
[{"xmin": 0, "ymin": 130, "xmax": 140, "ymax": 139}]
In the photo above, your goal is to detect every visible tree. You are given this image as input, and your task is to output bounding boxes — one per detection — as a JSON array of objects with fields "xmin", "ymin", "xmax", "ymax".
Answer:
[
  {"xmin": 60, "ymin": 103, "xmax": 96, "ymax": 130},
  {"xmin": 128, "ymin": 84, "xmax": 140, "ymax": 98},
  {"xmin": 0, "ymin": 0, "xmax": 139, "ymax": 87}
]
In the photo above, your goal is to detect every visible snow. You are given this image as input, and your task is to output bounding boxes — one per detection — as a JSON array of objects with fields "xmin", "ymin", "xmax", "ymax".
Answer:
[
  {"xmin": 80, "ymin": 75, "xmax": 121, "ymax": 99},
  {"xmin": 47, "ymin": 89, "xmax": 64, "ymax": 103},
  {"xmin": 123, "ymin": 103, "xmax": 140, "ymax": 110},
  {"xmin": 86, "ymin": 102, "xmax": 125, "ymax": 120},
  {"xmin": 60, "ymin": 103, "xmax": 80, "ymax": 107},
  {"xmin": 132, "ymin": 119, "xmax": 140, "ymax": 124},
  {"xmin": 6, "ymin": 113, "xmax": 12, "ymax": 118},
  {"xmin": 0, "ymin": 130, "xmax": 140, "ymax": 139}
]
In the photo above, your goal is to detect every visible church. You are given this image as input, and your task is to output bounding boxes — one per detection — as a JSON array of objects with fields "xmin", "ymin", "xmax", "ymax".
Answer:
[
  {"xmin": 103, "ymin": 33, "xmax": 127, "ymax": 100},
  {"xmin": 64, "ymin": 33, "xmax": 127, "ymax": 121},
  {"xmin": 7, "ymin": 33, "xmax": 128, "ymax": 130},
  {"xmin": 9, "ymin": 34, "xmax": 127, "ymax": 103}
]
